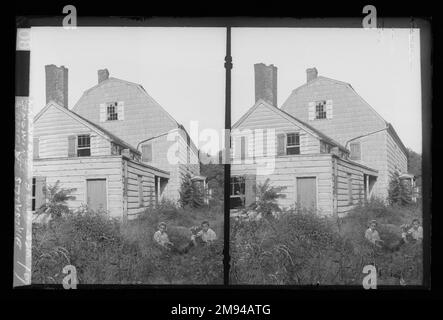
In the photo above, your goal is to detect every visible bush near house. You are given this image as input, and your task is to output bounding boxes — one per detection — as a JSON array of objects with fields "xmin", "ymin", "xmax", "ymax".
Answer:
[
  {"xmin": 179, "ymin": 173, "xmax": 205, "ymax": 208},
  {"xmin": 32, "ymin": 184, "xmax": 223, "ymax": 285},
  {"xmin": 231, "ymin": 196, "xmax": 423, "ymax": 286},
  {"xmin": 388, "ymin": 171, "xmax": 413, "ymax": 206}
]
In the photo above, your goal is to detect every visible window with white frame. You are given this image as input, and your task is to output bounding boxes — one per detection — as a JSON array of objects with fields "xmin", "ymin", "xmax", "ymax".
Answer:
[
  {"xmin": 77, "ymin": 135, "xmax": 91, "ymax": 157},
  {"xmin": 286, "ymin": 133, "xmax": 300, "ymax": 155},
  {"xmin": 107, "ymin": 102, "xmax": 118, "ymax": 121},
  {"xmin": 315, "ymin": 100, "xmax": 327, "ymax": 119}
]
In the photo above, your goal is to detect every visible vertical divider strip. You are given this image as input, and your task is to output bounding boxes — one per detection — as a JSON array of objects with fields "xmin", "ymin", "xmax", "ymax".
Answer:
[{"xmin": 223, "ymin": 26, "xmax": 232, "ymax": 286}]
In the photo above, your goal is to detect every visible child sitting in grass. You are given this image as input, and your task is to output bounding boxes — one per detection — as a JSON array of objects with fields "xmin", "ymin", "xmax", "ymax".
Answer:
[
  {"xmin": 192, "ymin": 221, "xmax": 217, "ymax": 245},
  {"xmin": 153, "ymin": 222, "xmax": 175, "ymax": 250},
  {"xmin": 405, "ymin": 219, "xmax": 423, "ymax": 243},
  {"xmin": 365, "ymin": 220, "xmax": 384, "ymax": 248}
]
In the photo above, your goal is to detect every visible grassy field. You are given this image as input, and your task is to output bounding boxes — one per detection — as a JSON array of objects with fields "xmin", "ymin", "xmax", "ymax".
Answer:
[
  {"xmin": 32, "ymin": 201, "xmax": 224, "ymax": 285},
  {"xmin": 230, "ymin": 199, "xmax": 423, "ymax": 286}
]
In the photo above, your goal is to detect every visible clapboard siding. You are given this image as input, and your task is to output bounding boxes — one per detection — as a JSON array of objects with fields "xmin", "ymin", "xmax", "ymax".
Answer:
[
  {"xmin": 281, "ymin": 76, "xmax": 407, "ymax": 200},
  {"xmin": 124, "ymin": 159, "xmax": 158, "ymax": 218},
  {"xmin": 232, "ymin": 154, "xmax": 333, "ymax": 215},
  {"xmin": 72, "ymin": 78, "xmax": 201, "ymax": 201},
  {"xmin": 142, "ymin": 129, "xmax": 199, "ymax": 201},
  {"xmin": 232, "ymin": 102, "xmax": 320, "ymax": 162},
  {"xmin": 335, "ymin": 157, "xmax": 368, "ymax": 216},
  {"xmin": 386, "ymin": 131, "xmax": 408, "ymax": 178},
  {"xmin": 282, "ymin": 77, "xmax": 386, "ymax": 145},
  {"xmin": 34, "ymin": 104, "xmax": 111, "ymax": 159},
  {"xmin": 33, "ymin": 156, "xmax": 123, "ymax": 218}
]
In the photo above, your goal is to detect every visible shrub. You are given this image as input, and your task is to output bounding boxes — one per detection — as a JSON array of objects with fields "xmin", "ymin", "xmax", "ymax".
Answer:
[
  {"xmin": 179, "ymin": 173, "xmax": 204, "ymax": 208},
  {"xmin": 35, "ymin": 180, "xmax": 76, "ymax": 219},
  {"xmin": 32, "ymin": 178, "xmax": 223, "ymax": 285},
  {"xmin": 249, "ymin": 178, "xmax": 286, "ymax": 215},
  {"xmin": 231, "ymin": 208, "xmax": 356, "ymax": 285},
  {"xmin": 231, "ymin": 200, "xmax": 423, "ymax": 286},
  {"xmin": 388, "ymin": 171, "xmax": 412, "ymax": 206}
]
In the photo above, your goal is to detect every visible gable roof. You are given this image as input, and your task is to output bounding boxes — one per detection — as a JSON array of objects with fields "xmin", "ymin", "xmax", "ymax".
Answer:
[
  {"xmin": 283, "ymin": 75, "xmax": 409, "ymax": 156},
  {"xmin": 34, "ymin": 101, "xmax": 140, "ymax": 154},
  {"xmin": 283, "ymin": 76, "xmax": 387, "ymax": 126},
  {"xmin": 72, "ymin": 76, "xmax": 200, "ymax": 155},
  {"xmin": 73, "ymin": 77, "xmax": 180, "ymax": 127},
  {"xmin": 233, "ymin": 99, "xmax": 349, "ymax": 152}
]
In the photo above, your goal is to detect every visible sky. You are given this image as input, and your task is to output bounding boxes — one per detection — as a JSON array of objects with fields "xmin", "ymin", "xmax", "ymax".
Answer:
[
  {"xmin": 29, "ymin": 27, "xmax": 226, "ymax": 152},
  {"xmin": 29, "ymin": 27, "xmax": 423, "ymax": 154},
  {"xmin": 232, "ymin": 28, "xmax": 422, "ymax": 153}
]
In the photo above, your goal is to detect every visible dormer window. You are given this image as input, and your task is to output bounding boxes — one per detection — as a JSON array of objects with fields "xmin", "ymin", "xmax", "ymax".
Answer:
[
  {"xmin": 107, "ymin": 102, "xmax": 118, "ymax": 121},
  {"xmin": 316, "ymin": 100, "xmax": 327, "ymax": 119}
]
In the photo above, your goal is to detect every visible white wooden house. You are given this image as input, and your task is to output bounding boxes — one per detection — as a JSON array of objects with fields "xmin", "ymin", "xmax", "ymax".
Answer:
[
  {"xmin": 33, "ymin": 101, "xmax": 169, "ymax": 219},
  {"xmin": 32, "ymin": 64, "xmax": 205, "ymax": 220},
  {"xmin": 71, "ymin": 69, "xmax": 201, "ymax": 201},
  {"xmin": 231, "ymin": 63, "xmax": 381, "ymax": 216},
  {"xmin": 281, "ymin": 67, "xmax": 409, "ymax": 199},
  {"xmin": 231, "ymin": 99, "xmax": 378, "ymax": 216}
]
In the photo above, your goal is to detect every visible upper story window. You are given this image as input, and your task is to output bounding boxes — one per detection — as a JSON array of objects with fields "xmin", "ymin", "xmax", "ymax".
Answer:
[
  {"xmin": 316, "ymin": 100, "xmax": 327, "ymax": 119},
  {"xmin": 107, "ymin": 102, "xmax": 118, "ymax": 121},
  {"xmin": 308, "ymin": 100, "xmax": 333, "ymax": 121},
  {"xmin": 100, "ymin": 101, "xmax": 124, "ymax": 122},
  {"xmin": 77, "ymin": 135, "xmax": 91, "ymax": 157},
  {"xmin": 286, "ymin": 133, "xmax": 300, "ymax": 155},
  {"xmin": 349, "ymin": 142, "xmax": 361, "ymax": 160}
]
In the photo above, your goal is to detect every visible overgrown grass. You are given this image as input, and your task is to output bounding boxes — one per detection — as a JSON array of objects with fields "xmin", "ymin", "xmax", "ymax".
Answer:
[
  {"xmin": 230, "ymin": 199, "xmax": 423, "ymax": 286},
  {"xmin": 32, "ymin": 201, "xmax": 223, "ymax": 285}
]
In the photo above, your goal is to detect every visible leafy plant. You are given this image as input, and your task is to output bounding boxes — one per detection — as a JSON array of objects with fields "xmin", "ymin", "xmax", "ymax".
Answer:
[
  {"xmin": 249, "ymin": 178, "xmax": 286, "ymax": 215},
  {"xmin": 36, "ymin": 180, "xmax": 76, "ymax": 219}
]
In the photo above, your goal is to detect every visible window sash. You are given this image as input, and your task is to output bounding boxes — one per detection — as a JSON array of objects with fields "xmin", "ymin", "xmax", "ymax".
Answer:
[
  {"xmin": 315, "ymin": 101, "xmax": 327, "ymax": 119},
  {"xmin": 286, "ymin": 133, "xmax": 300, "ymax": 155},
  {"xmin": 77, "ymin": 135, "xmax": 91, "ymax": 157},
  {"xmin": 107, "ymin": 102, "xmax": 118, "ymax": 121}
]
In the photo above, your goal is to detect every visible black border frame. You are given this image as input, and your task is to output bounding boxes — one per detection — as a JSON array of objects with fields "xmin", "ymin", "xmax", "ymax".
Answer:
[{"xmin": 8, "ymin": 2, "xmax": 440, "ymax": 306}]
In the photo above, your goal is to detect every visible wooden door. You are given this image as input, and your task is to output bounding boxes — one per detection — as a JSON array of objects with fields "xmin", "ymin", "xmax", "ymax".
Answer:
[
  {"xmin": 296, "ymin": 177, "xmax": 317, "ymax": 211},
  {"xmin": 87, "ymin": 179, "xmax": 107, "ymax": 211}
]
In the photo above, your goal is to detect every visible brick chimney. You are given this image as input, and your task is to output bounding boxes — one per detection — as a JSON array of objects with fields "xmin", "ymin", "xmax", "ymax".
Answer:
[
  {"xmin": 254, "ymin": 63, "xmax": 277, "ymax": 106},
  {"xmin": 306, "ymin": 67, "xmax": 318, "ymax": 83},
  {"xmin": 45, "ymin": 64, "xmax": 68, "ymax": 108},
  {"xmin": 98, "ymin": 69, "xmax": 109, "ymax": 83}
]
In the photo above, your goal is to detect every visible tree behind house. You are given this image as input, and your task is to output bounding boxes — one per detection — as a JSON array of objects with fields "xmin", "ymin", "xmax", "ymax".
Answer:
[
  {"xmin": 388, "ymin": 171, "xmax": 412, "ymax": 206},
  {"xmin": 179, "ymin": 173, "xmax": 204, "ymax": 208}
]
